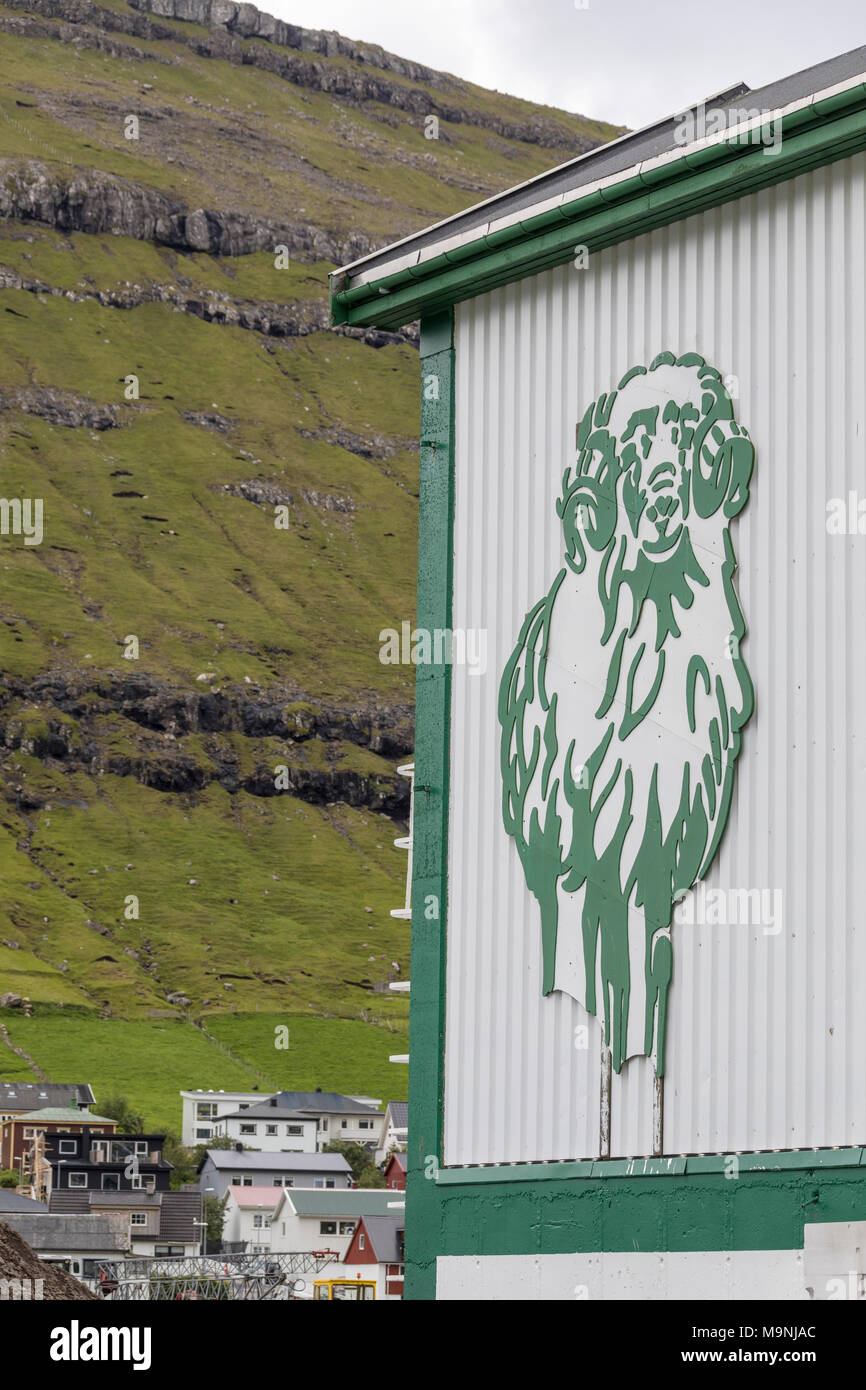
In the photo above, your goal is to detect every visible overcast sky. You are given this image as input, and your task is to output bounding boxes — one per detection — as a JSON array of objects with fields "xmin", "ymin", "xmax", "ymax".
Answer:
[{"xmin": 269, "ymin": 0, "xmax": 865, "ymax": 129}]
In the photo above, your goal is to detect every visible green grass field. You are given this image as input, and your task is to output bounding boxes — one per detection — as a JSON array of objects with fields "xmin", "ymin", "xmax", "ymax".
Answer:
[{"xmin": 0, "ymin": 1006, "xmax": 407, "ymax": 1132}]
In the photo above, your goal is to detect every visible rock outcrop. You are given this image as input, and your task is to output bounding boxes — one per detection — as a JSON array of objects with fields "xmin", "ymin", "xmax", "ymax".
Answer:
[
  {"xmin": 0, "ymin": 264, "xmax": 416, "ymax": 348},
  {"xmin": 0, "ymin": 161, "xmax": 373, "ymax": 263}
]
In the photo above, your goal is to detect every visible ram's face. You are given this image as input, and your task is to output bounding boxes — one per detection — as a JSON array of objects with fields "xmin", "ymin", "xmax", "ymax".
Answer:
[
  {"xmin": 562, "ymin": 362, "xmax": 750, "ymax": 581},
  {"xmin": 616, "ymin": 395, "xmax": 698, "ymax": 561}
]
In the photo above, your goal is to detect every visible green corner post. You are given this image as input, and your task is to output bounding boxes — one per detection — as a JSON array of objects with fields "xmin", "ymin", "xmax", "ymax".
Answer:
[{"xmin": 404, "ymin": 308, "xmax": 454, "ymax": 1300}]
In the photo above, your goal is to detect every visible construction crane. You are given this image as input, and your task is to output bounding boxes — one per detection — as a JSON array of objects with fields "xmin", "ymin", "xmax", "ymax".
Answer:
[{"xmin": 95, "ymin": 1251, "xmax": 335, "ymax": 1301}]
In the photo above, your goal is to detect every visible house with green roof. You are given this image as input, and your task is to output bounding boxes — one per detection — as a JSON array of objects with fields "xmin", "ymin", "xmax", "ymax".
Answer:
[{"xmin": 270, "ymin": 1187, "xmax": 400, "ymax": 1269}]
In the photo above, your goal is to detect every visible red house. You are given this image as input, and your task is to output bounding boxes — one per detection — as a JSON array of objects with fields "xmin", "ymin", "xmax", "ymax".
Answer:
[
  {"xmin": 343, "ymin": 1214, "xmax": 405, "ymax": 1299},
  {"xmin": 383, "ymin": 1153, "xmax": 406, "ymax": 1191}
]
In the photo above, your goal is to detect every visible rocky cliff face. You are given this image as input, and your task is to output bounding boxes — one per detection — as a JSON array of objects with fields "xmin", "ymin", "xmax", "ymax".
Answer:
[
  {"xmin": 0, "ymin": 161, "xmax": 374, "ymax": 261},
  {"xmin": 1, "ymin": 673, "xmax": 414, "ymax": 811}
]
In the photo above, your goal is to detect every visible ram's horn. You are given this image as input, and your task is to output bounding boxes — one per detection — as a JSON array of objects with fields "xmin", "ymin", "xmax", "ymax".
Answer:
[
  {"xmin": 557, "ymin": 472, "xmax": 617, "ymax": 570},
  {"xmin": 692, "ymin": 417, "xmax": 754, "ymax": 520}
]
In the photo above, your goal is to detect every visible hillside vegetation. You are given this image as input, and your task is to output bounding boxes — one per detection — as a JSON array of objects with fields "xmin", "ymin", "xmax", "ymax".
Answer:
[{"xmin": 0, "ymin": 0, "xmax": 621, "ymax": 1124}]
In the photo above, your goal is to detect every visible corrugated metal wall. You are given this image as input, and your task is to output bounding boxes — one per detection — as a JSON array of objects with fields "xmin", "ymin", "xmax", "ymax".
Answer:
[{"xmin": 444, "ymin": 149, "xmax": 866, "ymax": 1165}]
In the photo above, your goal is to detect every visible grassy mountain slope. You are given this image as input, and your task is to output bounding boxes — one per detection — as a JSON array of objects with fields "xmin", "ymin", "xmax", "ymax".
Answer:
[{"xmin": 0, "ymin": 0, "xmax": 621, "ymax": 1127}]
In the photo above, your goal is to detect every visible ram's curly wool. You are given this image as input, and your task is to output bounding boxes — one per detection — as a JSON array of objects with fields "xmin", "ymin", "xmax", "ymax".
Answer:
[{"xmin": 498, "ymin": 351, "xmax": 755, "ymax": 1074}]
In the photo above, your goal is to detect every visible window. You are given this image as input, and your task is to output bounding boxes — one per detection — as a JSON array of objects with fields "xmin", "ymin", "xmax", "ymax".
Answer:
[
  {"xmin": 240, "ymin": 1124, "xmax": 257, "ymax": 1136},
  {"xmin": 196, "ymin": 1103, "xmax": 217, "ymax": 1120},
  {"xmin": 339, "ymin": 1222, "xmax": 355, "ymax": 1236},
  {"xmin": 23, "ymin": 1127, "xmax": 37, "ymax": 1139},
  {"xmin": 155, "ymin": 1246, "xmax": 184, "ymax": 1257},
  {"xmin": 68, "ymin": 1173, "xmax": 88, "ymax": 1189},
  {"xmin": 287, "ymin": 1125, "xmax": 303, "ymax": 1136},
  {"xmin": 314, "ymin": 1179, "xmax": 324, "ymax": 1189},
  {"xmin": 266, "ymin": 1125, "xmax": 278, "ymax": 1136},
  {"xmin": 253, "ymin": 1214, "xmax": 271, "ymax": 1229},
  {"xmin": 242, "ymin": 1176, "xmax": 252, "ymax": 1187},
  {"xmin": 319, "ymin": 1221, "xmax": 337, "ymax": 1235},
  {"xmin": 238, "ymin": 1104, "xmax": 249, "ymax": 1111},
  {"xmin": 130, "ymin": 1213, "xmax": 147, "ymax": 1227},
  {"xmin": 325, "ymin": 1180, "xmax": 335, "ymax": 1189},
  {"xmin": 102, "ymin": 1174, "xmax": 120, "ymax": 1190},
  {"xmin": 130, "ymin": 1175, "xmax": 144, "ymax": 1190},
  {"xmin": 341, "ymin": 1120, "xmax": 348, "ymax": 1130},
  {"xmin": 359, "ymin": 1233, "xmax": 365, "ymax": 1251},
  {"xmin": 195, "ymin": 1128, "xmax": 211, "ymax": 1139},
  {"xmin": 231, "ymin": 1177, "xmax": 242, "ymax": 1187},
  {"xmin": 58, "ymin": 1140, "xmax": 77, "ymax": 1154},
  {"xmin": 359, "ymin": 1120, "xmax": 373, "ymax": 1130},
  {"xmin": 319, "ymin": 1119, "xmax": 328, "ymax": 1132}
]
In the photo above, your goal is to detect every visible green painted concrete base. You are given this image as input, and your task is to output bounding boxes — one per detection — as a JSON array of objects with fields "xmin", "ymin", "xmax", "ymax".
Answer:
[{"xmin": 405, "ymin": 1160, "xmax": 866, "ymax": 1299}]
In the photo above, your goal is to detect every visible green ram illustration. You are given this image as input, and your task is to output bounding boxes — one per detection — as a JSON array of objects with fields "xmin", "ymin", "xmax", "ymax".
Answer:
[{"xmin": 498, "ymin": 351, "xmax": 754, "ymax": 1074}]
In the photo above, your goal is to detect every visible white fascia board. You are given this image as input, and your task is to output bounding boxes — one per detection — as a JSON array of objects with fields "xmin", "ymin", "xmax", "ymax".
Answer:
[
  {"xmin": 485, "ymin": 192, "xmax": 566, "ymax": 239},
  {"xmin": 417, "ymin": 225, "xmax": 490, "ymax": 263},
  {"xmin": 350, "ymin": 247, "xmax": 421, "ymax": 288}
]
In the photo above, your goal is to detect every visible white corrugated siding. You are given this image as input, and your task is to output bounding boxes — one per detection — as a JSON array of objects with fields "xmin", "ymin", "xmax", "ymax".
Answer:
[{"xmin": 444, "ymin": 149, "xmax": 866, "ymax": 1164}]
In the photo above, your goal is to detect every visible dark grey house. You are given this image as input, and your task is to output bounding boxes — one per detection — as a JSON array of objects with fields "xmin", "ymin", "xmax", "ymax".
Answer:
[{"xmin": 198, "ymin": 1148, "xmax": 352, "ymax": 1199}]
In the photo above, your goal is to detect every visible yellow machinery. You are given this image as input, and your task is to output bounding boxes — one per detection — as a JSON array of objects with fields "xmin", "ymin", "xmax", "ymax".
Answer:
[{"xmin": 312, "ymin": 1278, "xmax": 376, "ymax": 1301}]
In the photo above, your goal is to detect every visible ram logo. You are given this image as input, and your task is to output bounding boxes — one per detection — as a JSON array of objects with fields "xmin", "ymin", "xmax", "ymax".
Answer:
[{"xmin": 498, "ymin": 351, "xmax": 754, "ymax": 1073}]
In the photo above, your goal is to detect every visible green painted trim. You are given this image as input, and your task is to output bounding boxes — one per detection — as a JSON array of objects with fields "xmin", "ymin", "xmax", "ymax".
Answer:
[
  {"xmin": 419, "ymin": 310, "xmax": 453, "ymax": 357},
  {"xmin": 421, "ymin": 1166, "xmax": 866, "ymax": 1258},
  {"xmin": 330, "ymin": 90, "xmax": 866, "ymax": 329},
  {"xmin": 405, "ymin": 311, "xmax": 455, "ymax": 1301},
  {"xmin": 434, "ymin": 1148, "xmax": 866, "ymax": 1184}
]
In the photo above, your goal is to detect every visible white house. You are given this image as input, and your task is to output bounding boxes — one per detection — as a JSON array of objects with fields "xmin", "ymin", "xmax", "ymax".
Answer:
[
  {"xmin": 265, "ymin": 1092, "xmax": 386, "ymax": 1152},
  {"xmin": 210, "ymin": 1099, "xmax": 318, "ymax": 1153},
  {"xmin": 180, "ymin": 1089, "xmax": 272, "ymax": 1146},
  {"xmin": 270, "ymin": 1188, "xmax": 398, "ymax": 1285},
  {"xmin": 375, "ymin": 1100, "xmax": 408, "ymax": 1164},
  {"xmin": 222, "ymin": 1185, "xmax": 280, "ymax": 1251},
  {"xmin": 180, "ymin": 1089, "xmax": 386, "ymax": 1150}
]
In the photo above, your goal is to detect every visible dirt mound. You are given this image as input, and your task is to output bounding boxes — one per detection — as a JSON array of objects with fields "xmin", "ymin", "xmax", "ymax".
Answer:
[{"xmin": 0, "ymin": 1222, "xmax": 96, "ymax": 1300}]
